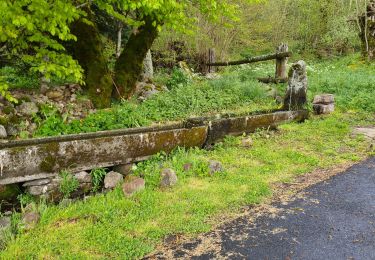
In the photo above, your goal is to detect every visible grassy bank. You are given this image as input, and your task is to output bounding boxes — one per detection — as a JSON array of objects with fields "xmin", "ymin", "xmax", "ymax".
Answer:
[{"xmin": 1, "ymin": 56, "xmax": 374, "ymax": 258}]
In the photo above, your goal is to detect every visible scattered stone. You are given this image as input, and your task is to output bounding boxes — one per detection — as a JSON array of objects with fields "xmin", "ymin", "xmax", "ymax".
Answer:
[
  {"xmin": 40, "ymin": 84, "xmax": 49, "ymax": 94},
  {"xmin": 113, "ymin": 164, "xmax": 134, "ymax": 176},
  {"xmin": 74, "ymin": 171, "xmax": 92, "ymax": 183},
  {"xmin": 46, "ymin": 90, "xmax": 64, "ymax": 101},
  {"xmin": 0, "ymin": 217, "xmax": 11, "ymax": 231},
  {"xmin": 22, "ymin": 178, "xmax": 51, "ymax": 187},
  {"xmin": 241, "ymin": 136, "xmax": 254, "ymax": 148},
  {"xmin": 104, "ymin": 171, "xmax": 124, "ymax": 189},
  {"xmin": 160, "ymin": 168, "xmax": 178, "ymax": 187},
  {"xmin": 5, "ymin": 125, "xmax": 18, "ymax": 136},
  {"xmin": 17, "ymin": 102, "xmax": 39, "ymax": 116},
  {"xmin": 122, "ymin": 178, "xmax": 145, "ymax": 197},
  {"xmin": 313, "ymin": 94, "xmax": 334, "ymax": 105},
  {"xmin": 183, "ymin": 163, "xmax": 193, "ymax": 172},
  {"xmin": 26, "ymin": 185, "xmax": 48, "ymax": 196},
  {"xmin": 22, "ymin": 212, "xmax": 40, "ymax": 229},
  {"xmin": 0, "ymin": 216, "xmax": 11, "ymax": 241},
  {"xmin": 313, "ymin": 104, "xmax": 335, "ymax": 115},
  {"xmin": 208, "ymin": 160, "xmax": 223, "ymax": 175},
  {"xmin": 0, "ymin": 125, "xmax": 7, "ymax": 138}
]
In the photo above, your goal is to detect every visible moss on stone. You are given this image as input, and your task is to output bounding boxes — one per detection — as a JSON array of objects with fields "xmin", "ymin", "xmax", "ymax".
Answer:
[{"xmin": 39, "ymin": 142, "xmax": 59, "ymax": 172}]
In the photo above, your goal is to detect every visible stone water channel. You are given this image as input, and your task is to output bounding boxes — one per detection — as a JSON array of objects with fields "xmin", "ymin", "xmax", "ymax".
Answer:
[{"xmin": 0, "ymin": 110, "xmax": 308, "ymax": 203}]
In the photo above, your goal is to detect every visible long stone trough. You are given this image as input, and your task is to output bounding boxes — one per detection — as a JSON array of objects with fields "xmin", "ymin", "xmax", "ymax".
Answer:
[{"xmin": 0, "ymin": 110, "xmax": 308, "ymax": 185}]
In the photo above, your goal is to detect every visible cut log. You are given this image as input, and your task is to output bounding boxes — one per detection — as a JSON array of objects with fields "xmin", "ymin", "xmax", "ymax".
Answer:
[{"xmin": 206, "ymin": 52, "xmax": 292, "ymax": 67}]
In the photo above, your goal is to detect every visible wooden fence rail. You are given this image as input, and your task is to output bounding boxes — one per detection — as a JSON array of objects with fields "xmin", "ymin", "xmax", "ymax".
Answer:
[{"xmin": 205, "ymin": 43, "xmax": 291, "ymax": 84}]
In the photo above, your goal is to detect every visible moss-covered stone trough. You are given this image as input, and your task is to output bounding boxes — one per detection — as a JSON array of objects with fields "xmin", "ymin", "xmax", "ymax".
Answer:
[{"xmin": 0, "ymin": 110, "xmax": 308, "ymax": 185}]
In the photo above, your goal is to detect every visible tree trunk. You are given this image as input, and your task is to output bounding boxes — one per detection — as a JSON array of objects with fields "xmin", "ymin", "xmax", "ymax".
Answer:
[
  {"xmin": 114, "ymin": 17, "xmax": 159, "ymax": 99},
  {"xmin": 70, "ymin": 17, "xmax": 113, "ymax": 108},
  {"xmin": 359, "ymin": 0, "xmax": 375, "ymax": 60}
]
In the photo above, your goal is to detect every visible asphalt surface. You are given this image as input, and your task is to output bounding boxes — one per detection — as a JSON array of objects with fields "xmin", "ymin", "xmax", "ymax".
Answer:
[{"xmin": 152, "ymin": 157, "xmax": 375, "ymax": 259}]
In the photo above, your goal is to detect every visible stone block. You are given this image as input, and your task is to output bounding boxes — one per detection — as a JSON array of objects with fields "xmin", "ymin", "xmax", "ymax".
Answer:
[
  {"xmin": 313, "ymin": 104, "xmax": 335, "ymax": 115},
  {"xmin": 113, "ymin": 164, "xmax": 134, "ymax": 176},
  {"xmin": 104, "ymin": 171, "xmax": 123, "ymax": 189},
  {"xmin": 160, "ymin": 168, "xmax": 178, "ymax": 187},
  {"xmin": 122, "ymin": 178, "xmax": 145, "ymax": 197},
  {"xmin": 313, "ymin": 94, "xmax": 335, "ymax": 105}
]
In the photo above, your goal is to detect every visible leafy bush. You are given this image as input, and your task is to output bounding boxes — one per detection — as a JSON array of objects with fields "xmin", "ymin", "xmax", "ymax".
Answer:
[
  {"xmin": 59, "ymin": 171, "xmax": 79, "ymax": 198},
  {"xmin": 91, "ymin": 168, "xmax": 107, "ymax": 192},
  {"xmin": 17, "ymin": 193, "xmax": 34, "ymax": 210},
  {"xmin": 0, "ymin": 66, "xmax": 39, "ymax": 90},
  {"xmin": 166, "ymin": 68, "xmax": 191, "ymax": 89}
]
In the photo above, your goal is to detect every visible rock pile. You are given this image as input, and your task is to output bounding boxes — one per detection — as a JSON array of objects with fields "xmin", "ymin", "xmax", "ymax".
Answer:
[
  {"xmin": 313, "ymin": 94, "xmax": 335, "ymax": 115},
  {"xmin": 0, "ymin": 84, "xmax": 95, "ymax": 138}
]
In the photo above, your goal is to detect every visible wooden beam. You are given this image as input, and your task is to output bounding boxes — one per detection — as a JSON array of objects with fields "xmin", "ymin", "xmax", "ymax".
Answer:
[{"xmin": 206, "ymin": 52, "xmax": 292, "ymax": 67}]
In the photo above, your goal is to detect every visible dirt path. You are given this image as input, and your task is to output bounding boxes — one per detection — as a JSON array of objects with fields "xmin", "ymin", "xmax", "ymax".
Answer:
[{"xmin": 148, "ymin": 157, "xmax": 375, "ymax": 259}]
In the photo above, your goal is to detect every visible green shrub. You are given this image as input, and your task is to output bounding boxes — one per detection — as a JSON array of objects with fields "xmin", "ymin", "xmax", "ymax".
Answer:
[
  {"xmin": 16, "ymin": 193, "xmax": 34, "ymax": 210},
  {"xmin": 0, "ymin": 66, "xmax": 39, "ymax": 89},
  {"xmin": 166, "ymin": 68, "xmax": 191, "ymax": 89},
  {"xmin": 91, "ymin": 168, "xmax": 107, "ymax": 192},
  {"xmin": 59, "ymin": 171, "xmax": 79, "ymax": 198}
]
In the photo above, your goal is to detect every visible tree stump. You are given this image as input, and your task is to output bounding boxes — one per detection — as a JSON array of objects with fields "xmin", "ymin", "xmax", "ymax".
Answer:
[{"xmin": 283, "ymin": 60, "xmax": 308, "ymax": 110}]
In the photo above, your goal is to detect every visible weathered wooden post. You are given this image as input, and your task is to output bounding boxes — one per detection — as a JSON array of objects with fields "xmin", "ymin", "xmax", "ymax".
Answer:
[
  {"xmin": 208, "ymin": 48, "xmax": 216, "ymax": 73},
  {"xmin": 283, "ymin": 60, "xmax": 308, "ymax": 110},
  {"xmin": 275, "ymin": 43, "xmax": 288, "ymax": 80}
]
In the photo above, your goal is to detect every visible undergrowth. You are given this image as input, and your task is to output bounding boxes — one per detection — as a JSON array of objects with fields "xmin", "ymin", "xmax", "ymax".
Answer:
[{"xmin": 33, "ymin": 69, "xmax": 272, "ymax": 137}]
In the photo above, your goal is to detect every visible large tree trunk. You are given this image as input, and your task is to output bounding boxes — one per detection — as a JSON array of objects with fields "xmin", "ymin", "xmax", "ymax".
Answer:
[
  {"xmin": 70, "ymin": 17, "xmax": 113, "ymax": 108},
  {"xmin": 114, "ymin": 17, "xmax": 159, "ymax": 99},
  {"xmin": 359, "ymin": 0, "xmax": 375, "ymax": 60}
]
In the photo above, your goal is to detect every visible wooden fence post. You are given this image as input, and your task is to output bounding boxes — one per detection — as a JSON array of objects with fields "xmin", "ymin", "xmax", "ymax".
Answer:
[
  {"xmin": 275, "ymin": 43, "xmax": 288, "ymax": 80},
  {"xmin": 208, "ymin": 48, "xmax": 216, "ymax": 73}
]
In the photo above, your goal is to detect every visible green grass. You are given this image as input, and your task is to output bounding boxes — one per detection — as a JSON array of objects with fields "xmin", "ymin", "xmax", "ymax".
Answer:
[
  {"xmin": 1, "ymin": 55, "xmax": 374, "ymax": 258},
  {"xmin": 1, "ymin": 111, "xmax": 373, "ymax": 259}
]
